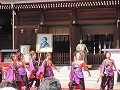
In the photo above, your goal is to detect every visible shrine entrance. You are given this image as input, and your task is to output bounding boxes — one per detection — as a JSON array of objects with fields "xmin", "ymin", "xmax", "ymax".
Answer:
[{"xmin": 0, "ymin": 11, "xmax": 12, "ymax": 49}]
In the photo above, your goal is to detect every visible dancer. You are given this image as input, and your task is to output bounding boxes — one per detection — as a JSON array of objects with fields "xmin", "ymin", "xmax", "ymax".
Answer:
[
  {"xmin": 69, "ymin": 51, "xmax": 91, "ymax": 90},
  {"xmin": 28, "ymin": 50, "xmax": 40, "ymax": 90},
  {"xmin": 6, "ymin": 54, "xmax": 19, "ymax": 90},
  {"xmin": 99, "ymin": 52, "xmax": 120, "ymax": 90},
  {"xmin": 37, "ymin": 53, "xmax": 59, "ymax": 80},
  {"xmin": 15, "ymin": 53, "xmax": 29, "ymax": 90}
]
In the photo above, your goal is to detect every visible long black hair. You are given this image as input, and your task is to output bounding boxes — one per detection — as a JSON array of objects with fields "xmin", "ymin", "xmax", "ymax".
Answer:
[{"xmin": 17, "ymin": 52, "xmax": 23, "ymax": 61}]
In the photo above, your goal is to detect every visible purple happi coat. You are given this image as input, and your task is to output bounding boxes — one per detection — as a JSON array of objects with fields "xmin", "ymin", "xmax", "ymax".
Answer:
[
  {"xmin": 6, "ymin": 63, "xmax": 22, "ymax": 81},
  {"xmin": 100, "ymin": 59, "xmax": 114, "ymax": 76},
  {"xmin": 17, "ymin": 62, "xmax": 27, "ymax": 76},
  {"xmin": 37, "ymin": 60, "xmax": 54, "ymax": 78},
  {"xmin": 6, "ymin": 65, "xmax": 14, "ymax": 81},
  {"xmin": 29, "ymin": 59, "xmax": 39, "ymax": 77},
  {"xmin": 69, "ymin": 60, "xmax": 84, "ymax": 84}
]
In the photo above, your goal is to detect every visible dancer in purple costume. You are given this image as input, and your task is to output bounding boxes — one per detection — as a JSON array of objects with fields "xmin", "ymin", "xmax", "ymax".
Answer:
[
  {"xmin": 15, "ymin": 53, "xmax": 28, "ymax": 90},
  {"xmin": 6, "ymin": 54, "xmax": 21, "ymax": 90},
  {"xmin": 28, "ymin": 50, "xmax": 40, "ymax": 90},
  {"xmin": 69, "ymin": 51, "xmax": 91, "ymax": 90},
  {"xmin": 6, "ymin": 54, "xmax": 17, "ymax": 82},
  {"xmin": 99, "ymin": 52, "xmax": 120, "ymax": 90},
  {"xmin": 37, "ymin": 53, "xmax": 59, "ymax": 80}
]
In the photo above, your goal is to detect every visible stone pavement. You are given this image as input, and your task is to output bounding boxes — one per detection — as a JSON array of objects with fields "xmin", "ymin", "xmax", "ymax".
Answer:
[{"xmin": 53, "ymin": 66, "xmax": 120, "ymax": 89}]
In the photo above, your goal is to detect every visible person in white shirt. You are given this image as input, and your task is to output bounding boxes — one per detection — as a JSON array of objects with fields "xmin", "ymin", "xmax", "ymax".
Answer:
[{"xmin": 76, "ymin": 39, "xmax": 89, "ymax": 63}]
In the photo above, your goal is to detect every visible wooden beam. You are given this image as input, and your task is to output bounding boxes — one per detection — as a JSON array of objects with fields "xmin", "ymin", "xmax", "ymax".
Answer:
[
  {"xmin": 15, "ymin": 25, "xmax": 39, "ymax": 29},
  {"xmin": 81, "ymin": 28, "xmax": 113, "ymax": 35},
  {"xmin": 15, "ymin": 19, "xmax": 115, "ymax": 28},
  {"xmin": 78, "ymin": 15, "xmax": 116, "ymax": 20},
  {"xmin": 78, "ymin": 10, "xmax": 116, "ymax": 20},
  {"xmin": 44, "ymin": 21, "xmax": 71, "ymax": 25},
  {"xmin": 78, "ymin": 20, "xmax": 115, "ymax": 25},
  {"xmin": 78, "ymin": 7, "xmax": 116, "ymax": 12},
  {"xmin": 45, "ymin": 10, "xmax": 72, "ymax": 21}
]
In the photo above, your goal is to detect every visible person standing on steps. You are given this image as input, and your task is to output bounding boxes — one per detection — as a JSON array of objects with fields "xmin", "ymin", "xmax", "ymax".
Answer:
[{"xmin": 76, "ymin": 39, "xmax": 89, "ymax": 63}]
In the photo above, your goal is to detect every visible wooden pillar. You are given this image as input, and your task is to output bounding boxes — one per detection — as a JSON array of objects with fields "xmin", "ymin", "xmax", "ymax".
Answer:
[
  {"xmin": 113, "ymin": 7, "xmax": 120, "ymax": 48},
  {"xmin": 38, "ymin": 10, "xmax": 48, "ymax": 63},
  {"xmin": 117, "ymin": 7, "xmax": 120, "ymax": 48},
  {"xmin": 38, "ymin": 10, "xmax": 48, "ymax": 33},
  {"xmin": 113, "ymin": 22, "xmax": 118, "ymax": 48},
  {"xmin": 14, "ymin": 11, "xmax": 19, "ymax": 49},
  {"xmin": 0, "ymin": 52, "xmax": 2, "ymax": 62},
  {"xmin": 69, "ymin": 9, "xmax": 81, "ymax": 65},
  {"xmin": 117, "ymin": 21, "xmax": 120, "ymax": 82},
  {"xmin": 118, "ymin": 22, "xmax": 120, "ymax": 48},
  {"xmin": 115, "ymin": 7, "xmax": 120, "ymax": 82}
]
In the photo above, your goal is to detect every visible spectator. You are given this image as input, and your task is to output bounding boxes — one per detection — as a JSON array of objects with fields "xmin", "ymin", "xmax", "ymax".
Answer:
[
  {"xmin": 0, "ymin": 81, "xmax": 18, "ymax": 90},
  {"xmin": 38, "ymin": 77, "xmax": 61, "ymax": 90},
  {"xmin": 0, "ymin": 87, "xmax": 17, "ymax": 90}
]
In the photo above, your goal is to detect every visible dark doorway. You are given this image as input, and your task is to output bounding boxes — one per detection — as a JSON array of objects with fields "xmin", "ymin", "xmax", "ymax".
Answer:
[
  {"xmin": 0, "ymin": 11, "xmax": 12, "ymax": 49},
  {"xmin": 53, "ymin": 35, "xmax": 70, "ymax": 53},
  {"xmin": 82, "ymin": 34, "xmax": 113, "ymax": 54}
]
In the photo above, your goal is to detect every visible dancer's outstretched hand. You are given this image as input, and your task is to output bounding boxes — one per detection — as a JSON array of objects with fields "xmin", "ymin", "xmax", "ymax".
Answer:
[
  {"xmin": 58, "ymin": 70, "xmax": 60, "ymax": 72},
  {"xmin": 88, "ymin": 73, "xmax": 92, "ymax": 77}
]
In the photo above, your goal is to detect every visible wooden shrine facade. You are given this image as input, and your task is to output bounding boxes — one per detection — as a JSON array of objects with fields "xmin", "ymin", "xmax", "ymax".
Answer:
[{"xmin": 0, "ymin": 0, "xmax": 120, "ymax": 65}]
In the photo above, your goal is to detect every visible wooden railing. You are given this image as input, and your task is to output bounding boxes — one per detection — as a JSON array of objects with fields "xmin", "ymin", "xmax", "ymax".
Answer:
[
  {"xmin": 87, "ymin": 53, "xmax": 106, "ymax": 65},
  {"xmin": 52, "ymin": 53, "xmax": 70, "ymax": 65},
  {"xmin": 52, "ymin": 53, "xmax": 106, "ymax": 65}
]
